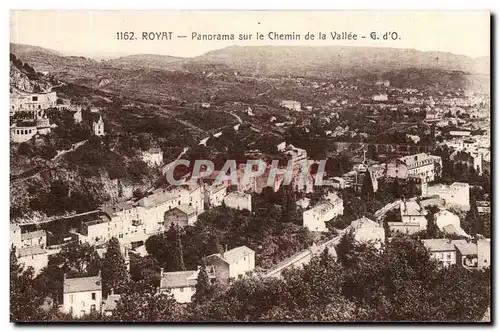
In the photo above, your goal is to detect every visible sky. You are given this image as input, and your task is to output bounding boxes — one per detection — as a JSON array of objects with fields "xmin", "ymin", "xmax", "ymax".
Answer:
[{"xmin": 10, "ymin": 10, "xmax": 490, "ymax": 59}]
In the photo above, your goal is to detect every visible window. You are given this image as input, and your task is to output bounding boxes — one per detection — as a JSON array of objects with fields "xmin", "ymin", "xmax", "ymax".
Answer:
[
  {"xmin": 180, "ymin": 287, "xmax": 184, "ymax": 292},
  {"xmin": 32, "ymin": 96, "xmax": 38, "ymax": 102},
  {"xmin": 91, "ymin": 304, "xmax": 96, "ymax": 312},
  {"xmin": 91, "ymin": 292, "xmax": 96, "ymax": 300},
  {"xmin": 81, "ymin": 301, "xmax": 85, "ymax": 308},
  {"xmin": 446, "ymin": 253, "xmax": 452, "ymax": 260},
  {"xmin": 69, "ymin": 295, "xmax": 74, "ymax": 303}
]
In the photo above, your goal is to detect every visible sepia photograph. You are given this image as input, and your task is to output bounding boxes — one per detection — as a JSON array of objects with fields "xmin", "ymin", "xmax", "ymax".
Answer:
[{"xmin": 9, "ymin": 10, "xmax": 491, "ymax": 323}]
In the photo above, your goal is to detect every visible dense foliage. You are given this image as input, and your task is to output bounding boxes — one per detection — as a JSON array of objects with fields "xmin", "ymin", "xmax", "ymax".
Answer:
[{"xmin": 11, "ymin": 235, "xmax": 490, "ymax": 322}]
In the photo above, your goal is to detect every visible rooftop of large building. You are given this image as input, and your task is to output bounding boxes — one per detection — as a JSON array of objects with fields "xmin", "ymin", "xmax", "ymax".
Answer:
[
  {"xmin": 21, "ymin": 230, "xmax": 46, "ymax": 241},
  {"xmin": 64, "ymin": 274, "xmax": 101, "ymax": 294},
  {"xmin": 17, "ymin": 245, "xmax": 47, "ymax": 257},
  {"xmin": 400, "ymin": 199, "xmax": 427, "ymax": 216}
]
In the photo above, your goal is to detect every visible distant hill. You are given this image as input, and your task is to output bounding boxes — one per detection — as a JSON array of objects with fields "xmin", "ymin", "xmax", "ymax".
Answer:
[
  {"xmin": 191, "ymin": 45, "xmax": 490, "ymax": 78},
  {"xmin": 10, "ymin": 43, "xmax": 63, "ymax": 57},
  {"xmin": 362, "ymin": 68, "xmax": 490, "ymax": 94},
  {"xmin": 9, "ymin": 43, "xmax": 490, "ymax": 97},
  {"xmin": 104, "ymin": 54, "xmax": 185, "ymax": 69}
]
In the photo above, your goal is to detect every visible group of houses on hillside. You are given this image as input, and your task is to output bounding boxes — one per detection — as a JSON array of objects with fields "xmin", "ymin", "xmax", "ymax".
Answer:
[{"xmin": 10, "ymin": 88, "xmax": 105, "ymax": 143}]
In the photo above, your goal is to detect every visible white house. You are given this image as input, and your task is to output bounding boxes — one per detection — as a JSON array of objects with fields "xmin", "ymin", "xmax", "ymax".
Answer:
[
  {"xmin": 303, "ymin": 192, "xmax": 344, "ymax": 232},
  {"xmin": 203, "ymin": 246, "xmax": 255, "ymax": 285},
  {"xmin": 434, "ymin": 209, "xmax": 470, "ymax": 238},
  {"xmin": 400, "ymin": 199, "xmax": 427, "ymax": 228},
  {"xmin": 422, "ymin": 239, "xmax": 468, "ymax": 268},
  {"xmin": 280, "ymin": 100, "xmax": 302, "ymax": 112},
  {"xmin": 398, "ymin": 153, "xmax": 442, "ymax": 182},
  {"xmin": 17, "ymin": 246, "xmax": 48, "ymax": 276},
  {"xmin": 422, "ymin": 182, "xmax": 470, "ymax": 211},
  {"xmin": 93, "ymin": 115, "xmax": 105, "ymax": 136},
  {"xmin": 159, "ymin": 266, "xmax": 216, "ymax": 303},
  {"xmin": 21, "ymin": 230, "xmax": 47, "ymax": 248},
  {"xmin": 142, "ymin": 148, "xmax": 163, "ymax": 166},
  {"xmin": 372, "ymin": 93, "xmax": 388, "ymax": 102},
  {"xmin": 10, "ymin": 224, "xmax": 22, "ymax": 249},
  {"xmin": 62, "ymin": 273, "xmax": 102, "ymax": 318},
  {"xmin": 347, "ymin": 216, "xmax": 385, "ymax": 246},
  {"xmin": 223, "ymin": 191, "xmax": 252, "ymax": 212}
]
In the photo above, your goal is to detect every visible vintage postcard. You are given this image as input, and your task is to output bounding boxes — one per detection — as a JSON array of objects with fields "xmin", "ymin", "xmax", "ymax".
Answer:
[{"xmin": 9, "ymin": 10, "xmax": 491, "ymax": 323}]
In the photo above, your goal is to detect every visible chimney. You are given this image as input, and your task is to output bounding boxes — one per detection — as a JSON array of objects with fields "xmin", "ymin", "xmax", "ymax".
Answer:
[
  {"xmin": 63, "ymin": 273, "xmax": 66, "ymax": 282},
  {"xmin": 225, "ymin": 244, "xmax": 228, "ymax": 253},
  {"xmin": 110, "ymin": 288, "xmax": 114, "ymax": 295},
  {"xmin": 160, "ymin": 267, "xmax": 164, "ymax": 275},
  {"xmin": 98, "ymin": 270, "xmax": 101, "ymax": 280}
]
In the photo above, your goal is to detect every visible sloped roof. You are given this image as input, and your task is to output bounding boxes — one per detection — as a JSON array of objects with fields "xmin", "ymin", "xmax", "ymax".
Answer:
[
  {"xmin": 422, "ymin": 239, "xmax": 454, "ymax": 252},
  {"xmin": 64, "ymin": 275, "xmax": 101, "ymax": 294},
  {"xmin": 176, "ymin": 204, "xmax": 197, "ymax": 216},
  {"xmin": 160, "ymin": 270, "xmax": 197, "ymax": 289},
  {"xmin": 223, "ymin": 245, "xmax": 255, "ymax": 264},
  {"xmin": 442, "ymin": 224, "xmax": 471, "ymax": 238},
  {"xmin": 18, "ymin": 246, "xmax": 47, "ymax": 257},
  {"xmin": 349, "ymin": 216, "xmax": 379, "ymax": 230},
  {"xmin": 21, "ymin": 230, "xmax": 45, "ymax": 241},
  {"xmin": 455, "ymin": 242, "xmax": 478, "ymax": 256}
]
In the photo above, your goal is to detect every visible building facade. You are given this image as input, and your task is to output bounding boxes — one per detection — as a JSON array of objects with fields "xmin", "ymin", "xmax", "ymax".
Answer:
[{"xmin": 62, "ymin": 274, "xmax": 103, "ymax": 318}]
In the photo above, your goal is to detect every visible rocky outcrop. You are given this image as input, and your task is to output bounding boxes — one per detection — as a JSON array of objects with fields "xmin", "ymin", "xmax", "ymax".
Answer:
[{"xmin": 10, "ymin": 61, "xmax": 50, "ymax": 93}]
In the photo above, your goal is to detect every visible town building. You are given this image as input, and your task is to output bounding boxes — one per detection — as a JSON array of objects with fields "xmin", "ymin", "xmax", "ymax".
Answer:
[
  {"xmin": 303, "ymin": 192, "xmax": 344, "ymax": 232},
  {"xmin": 450, "ymin": 150, "xmax": 483, "ymax": 175},
  {"xmin": 203, "ymin": 246, "xmax": 255, "ymax": 285},
  {"xmin": 347, "ymin": 216, "xmax": 385, "ymax": 246},
  {"xmin": 159, "ymin": 266, "xmax": 216, "ymax": 303},
  {"xmin": 388, "ymin": 199, "xmax": 427, "ymax": 235},
  {"xmin": 204, "ymin": 182, "xmax": 229, "ymax": 208},
  {"xmin": 477, "ymin": 236, "xmax": 490, "ymax": 270},
  {"xmin": 223, "ymin": 191, "xmax": 252, "ymax": 212},
  {"xmin": 163, "ymin": 204, "xmax": 198, "ymax": 228},
  {"xmin": 21, "ymin": 229, "xmax": 47, "ymax": 248},
  {"xmin": 455, "ymin": 242, "xmax": 478, "ymax": 269},
  {"xmin": 78, "ymin": 214, "xmax": 112, "ymax": 246},
  {"xmin": 422, "ymin": 239, "xmax": 460, "ymax": 268},
  {"xmin": 93, "ymin": 115, "xmax": 105, "ymax": 136},
  {"xmin": 421, "ymin": 182, "xmax": 470, "ymax": 211},
  {"xmin": 449, "ymin": 130, "xmax": 471, "ymax": 137},
  {"xmin": 372, "ymin": 93, "xmax": 388, "ymax": 102},
  {"xmin": 62, "ymin": 273, "xmax": 102, "ymax": 318},
  {"xmin": 296, "ymin": 197, "xmax": 311, "ymax": 209},
  {"xmin": 280, "ymin": 100, "xmax": 302, "ymax": 112},
  {"xmin": 17, "ymin": 246, "xmax": 48, "ymax": 275},
  {"xmin": 476, "ymin": 201, "xmax": 491, "ymax": 214},
  {"xmin": 141, "ymin": 148, "xmax": 163, "ymax": 167},
  {"xmin": 328, "ymin": 177, "xmax": 347, "ymax": 190},
  {"xmin": 10, "ymin": 90, "xmax": 57, "ymax": 114},
  {"xmin": 433, "ymin": 209, "xmax": 471, "ymax": 238},
  {"xmin": 395, "ymin": 153, "xmax": 442, "ymax": 182},
  {"xmin": 10, "ymin": 224, "xmax": 22, "ymax": 249},
  {"xmin": 135, "ymin": 184, "xmax": 205, "ymax": 236}
]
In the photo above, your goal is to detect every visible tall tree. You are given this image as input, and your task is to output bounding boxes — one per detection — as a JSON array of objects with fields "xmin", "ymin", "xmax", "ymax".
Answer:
[
  {"xmin": 335, "ymin": 230, "xmax": 356, "ymax": 268},
  {"xmin": 10, "ymin": 247, "xmax": 46, "ymax": 322},
  {"xmin": 192, "ymin": 262, "xmax": 211, "ymax": 303},
  {"xmin": 165, "ymin": 224, "xmax": 186, "ymax": 272},
  {"xmin": 102, "ymin": 237, "xmax": 129, "ymax": 297}
]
